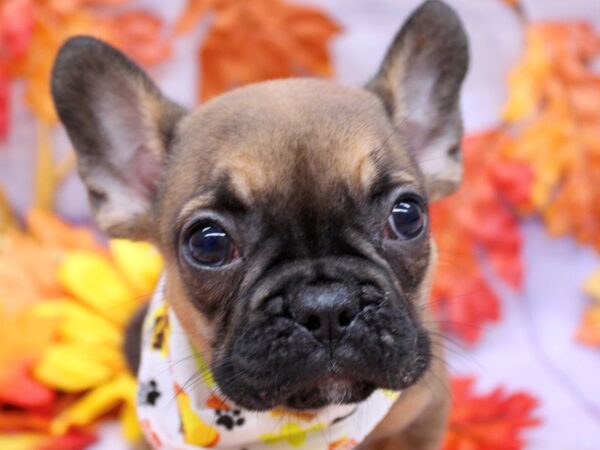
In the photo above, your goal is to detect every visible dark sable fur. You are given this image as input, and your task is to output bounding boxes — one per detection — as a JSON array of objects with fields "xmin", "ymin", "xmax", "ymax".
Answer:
[
  {"xmin": 124, "ymin": 304, "xmax": 148, "ymax": 374},
  {"xmin": 51, "ymin": 0, "xmax": 469, "ymax": 445}
]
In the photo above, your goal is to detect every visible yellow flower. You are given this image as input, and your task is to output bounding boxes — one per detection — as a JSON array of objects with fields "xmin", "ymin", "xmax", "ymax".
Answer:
[{"xmin": 32, "ymin": 239, "xmax": 163, "ymax": 441}]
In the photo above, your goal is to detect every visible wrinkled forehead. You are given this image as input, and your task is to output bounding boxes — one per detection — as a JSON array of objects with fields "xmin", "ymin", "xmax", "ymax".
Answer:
[{"xmin": 165, "ymin": 79, "xmax": 421, "ymax": 218}]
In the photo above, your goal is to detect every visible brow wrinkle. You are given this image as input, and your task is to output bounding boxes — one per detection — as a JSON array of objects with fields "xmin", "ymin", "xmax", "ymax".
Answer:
[{"xmin": 176, "ymin": 194, "xmax": 213, "ymax": 228}]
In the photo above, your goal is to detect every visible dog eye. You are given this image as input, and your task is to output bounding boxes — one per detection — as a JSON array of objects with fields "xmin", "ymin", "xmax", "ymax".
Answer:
[
  {"xmin": 185, "ymin": 223, "xmax": 235, "ymax": 267},
  {"xmin": 387, "ymin": 197, "xmax": 426, "ymax": 240}
]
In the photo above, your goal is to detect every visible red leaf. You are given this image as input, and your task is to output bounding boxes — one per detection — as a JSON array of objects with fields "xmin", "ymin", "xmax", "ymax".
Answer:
[
  {"xmin": 0, "ymin": 66, "xmax": 8, "ymax": 139},
  {"xmin": 37, "ymin": 430, "xmax": 97, "ymax": 450},
  {"xmin": 444, "ymin": 377, "xmax": 541, "ymax": 450},
  {"xmin": 431, "ymin": 131, "xmax": 533, "ymax": 343},
  {"xmin": 0, "ymin": 362, "xmax": 55, "ymax": 410},
  {"xmin": 0, "ymin": 0, "xmax": 35, "ymax": 140}
]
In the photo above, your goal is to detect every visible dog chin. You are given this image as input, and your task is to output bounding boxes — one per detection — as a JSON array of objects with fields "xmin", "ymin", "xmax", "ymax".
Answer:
[{"xmin": 283, "ymin": 377, "xmax": 376, "ymax": 410}]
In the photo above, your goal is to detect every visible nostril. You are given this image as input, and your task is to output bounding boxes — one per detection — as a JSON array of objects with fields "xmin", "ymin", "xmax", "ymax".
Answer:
[
  {"xmin": 338, "ymin": 309, "xmax": 354, "ymax": 327},
  {"xmin": 305, "ymin": 314, "xmax": 321, "ymax": 331}
]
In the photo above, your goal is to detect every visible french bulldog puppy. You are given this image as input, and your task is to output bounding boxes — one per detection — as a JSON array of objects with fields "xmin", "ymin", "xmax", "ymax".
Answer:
[{"xmin": 51, "ymin": 1, "xmax": 468, "ymax": 448}]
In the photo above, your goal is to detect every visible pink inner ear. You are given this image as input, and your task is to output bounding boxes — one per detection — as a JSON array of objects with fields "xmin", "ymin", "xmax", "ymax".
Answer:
[
  {"xmin": 128, "ymin": 143, "xmax": 163, "ymax": 199},
  {"xmin": 399, "ymin": 118, "xmax": 429, "ymax": 154},
  {"xmin": 99, "ymin": 83, "xmax": 165, "ymax": 202}
]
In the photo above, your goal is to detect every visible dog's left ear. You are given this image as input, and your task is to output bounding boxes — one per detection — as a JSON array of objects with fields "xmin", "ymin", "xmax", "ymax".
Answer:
[{"xmin": 368, "ymin": 0, "xmax": 469, "ymax": 200}]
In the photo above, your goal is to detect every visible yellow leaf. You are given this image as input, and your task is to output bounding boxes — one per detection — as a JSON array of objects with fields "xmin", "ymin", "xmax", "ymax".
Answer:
[
  {"xmin": 57, "ymin": 251, "xmax": 137, "ymax": 325},
  {"xmin": 503, "ymin": 28, "xmax": 550, "ymax": 122},
  {"xmin": 50, "ymin": 374, "xmax": 136, "ymax": 435},
  {"xmin": 120, "ymin": 395, "xmax": 143, "ymax": 442},
  {"xmin": 583, "ymin": 270, "xmax": 600, "ymax": 298},
  {"xmin": 34, "ymin": 342, "xmax": 124, "ymax": 391},
  {"xmin": 32, "ymin": 300, "xmax": 122, "ymax": 348},
  {"xmin": 0, "ymin": 434, "xmax": 42, "ymax": 450},
  {"xmin": 109, "ymin": 239, "xmax": 163, "ymax": 299}
]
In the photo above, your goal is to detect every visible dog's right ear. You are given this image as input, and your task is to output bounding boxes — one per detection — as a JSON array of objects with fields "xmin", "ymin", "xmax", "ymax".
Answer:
[{"xmin": 52, "ymin": 36, "xmax": 186, "ymax": 240}]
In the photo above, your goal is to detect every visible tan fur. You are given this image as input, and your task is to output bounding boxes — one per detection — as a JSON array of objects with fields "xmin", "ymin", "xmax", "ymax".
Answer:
[
  {"xmin": 52, "ymin": 3, "xmax": 468, "ymax": 447},
  {"xmin": 159, "ymin": 81, "xmax": 448, "ymax": 447},
  {"xmin": 362, "ymin": 242, "xmax": 449, "ymax": 449}
]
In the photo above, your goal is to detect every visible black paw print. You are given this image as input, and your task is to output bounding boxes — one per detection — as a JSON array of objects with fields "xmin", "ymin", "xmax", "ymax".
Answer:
[
  {"xmin": 139, "ymin": 380, "xmax": 161, "ymax": 406},
  {"xmin": 215, "ymin": 409, "xmax": 245, "ymax": 430}
]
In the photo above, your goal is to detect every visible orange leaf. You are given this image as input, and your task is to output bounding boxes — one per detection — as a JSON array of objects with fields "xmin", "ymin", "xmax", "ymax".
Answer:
[
  {"xmin": 431, "ymin": 132, "xmax": 532, "ymax": 343},
  {"xmin": 0, "ymin": 362, "xmax": 55, "ymax": 409},
  {"xmin": 0, "ymin": 208, "xmax": 102, "ymax": 311},
  {"xmin": 26, "ymin": 209, "xmax": 101, "ymax": 253},
  {"xmin": 502, "ymin": 22, "xmax": 600, "ymax": 249},
  {"xmin": 8, "ymin": 1, "xmax": 171, "ymax": 127},
  {"xmin": 443, "ymin": 377, "xmax": 541, "ymax": 450},
  {"xmin": 105, "ymin": 11, "xmax": 172, "ymax": 66},
  {"xmin": 177, "ymin": 0, "xmax": 341, "ymax": 101},
  {"xmin": 175, "ymin": 0, "xmax": 213, "ymax": 34},
  {"xmin": 0, "ymin": 308, "xmax": 57, "ymax": 408},
  {"xmin": 576, "ymin": 270, "xmax": 600, "ymax": 346}
]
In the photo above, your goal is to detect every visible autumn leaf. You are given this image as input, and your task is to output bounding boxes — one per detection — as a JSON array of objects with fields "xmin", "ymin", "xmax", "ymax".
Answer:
[
  {"xmin": 576, "ymin": 270, "xmax": 600, "ymax": 346},
  {"xmin": 0, "ymin": 308, "xmax": 57, "ymax": 409},
  {"xmin": 443, "ymin": 376, "xmax": 541, "ymax": 450},
  {"xmin": 0, "ymin": 66, "xmax": 8, "ymax": 139},
  {"xmin": 0, "ymin": 208, "xmax": 102, "ymax": 311},
  {"xmin": 0, "ymin": 429, "xmax": 97, "ymax": 450},
  {"xmin": 0, "ymin": 0, "xmax": 35, "ymax": 140},
  {"xmin": 502, "ymin": 22, "xmax": 600, "ymax": 248},
  {"xmin": 430, "ymin": 131, "xmax": 533, "ymax": 343},
  {"xmin": 176, "ymin": 0, "xmax": 341, "ymax": 101},
  {"xmin": 2, "ymin": 0, "xmax": 172, "ymax": 207},
  {"xmin": 0, "ymin": 209, "xmax": 159, "ymax": 444},
  {"xmin": 10, "ymin": 1, "xmax": 172, "ymax": 125}
]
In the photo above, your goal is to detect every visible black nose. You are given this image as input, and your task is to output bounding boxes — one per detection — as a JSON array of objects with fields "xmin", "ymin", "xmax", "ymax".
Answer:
[{"xmin": 290, "ymin": 284, "xmax": 360, "ymax": 341}]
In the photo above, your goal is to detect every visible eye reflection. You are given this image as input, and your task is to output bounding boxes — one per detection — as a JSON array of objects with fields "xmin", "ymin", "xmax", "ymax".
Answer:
[
  {"xmin": 388, "ymin": 198, "xmax": 426, "ymax": 240},
  {"xmin": 186, "ymin": 223, "xmax": 233, "ymax": 266}
]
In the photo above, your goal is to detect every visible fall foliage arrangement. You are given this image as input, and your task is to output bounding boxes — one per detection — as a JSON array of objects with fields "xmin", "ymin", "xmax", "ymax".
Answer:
[{"xmin": 0, "ymin": 0, "xmax": 598, "ymax": 448}]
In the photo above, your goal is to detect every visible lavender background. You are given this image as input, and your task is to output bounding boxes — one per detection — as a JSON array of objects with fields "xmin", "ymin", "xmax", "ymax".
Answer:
[{"xmin": 1, "ymin": 0, "xmax": 599, "ymax": 448}]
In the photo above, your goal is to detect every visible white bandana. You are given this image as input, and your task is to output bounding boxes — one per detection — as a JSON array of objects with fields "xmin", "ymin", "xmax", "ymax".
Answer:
[{"xmin": 137, "ymin": 278, "xmax": 400, "ymax": 450}]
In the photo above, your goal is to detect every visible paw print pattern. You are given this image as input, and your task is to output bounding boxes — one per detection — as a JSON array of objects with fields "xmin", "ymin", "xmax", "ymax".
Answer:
[
  {"xmin": 139, "ymin": 380, "xmax": 161, "ymax": 406},
  {"xmin": 215, "ymin": 409, "xmax": 245, "ymax": 430}
]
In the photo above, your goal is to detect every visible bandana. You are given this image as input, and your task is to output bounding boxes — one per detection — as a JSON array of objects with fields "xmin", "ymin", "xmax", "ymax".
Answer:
[{"xmin": 137, "ymin": 277, "xmax": 400, "ymax": 450}]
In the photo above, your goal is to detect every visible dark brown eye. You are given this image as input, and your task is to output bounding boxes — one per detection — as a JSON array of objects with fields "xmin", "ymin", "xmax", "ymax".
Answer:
[
  {"xmin": 388, "ymin": 198, "xmax": 426, "ymax": 240},
  {"xmin": 185, "ymin": 223, "xmax": 235, "ymax": 267}
]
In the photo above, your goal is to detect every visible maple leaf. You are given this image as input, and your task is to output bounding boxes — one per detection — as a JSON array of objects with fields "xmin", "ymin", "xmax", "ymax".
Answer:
[
  {"xmin": 0, "ymin": 0, "xmax": 35, "ymax": 140},
  {"xmin": 176, "ymin": 0, "xmax": 341, "ymax": 101},
  {"xmin": 576, "ymin": 270, "xmax": 600, "ymax": 346},
  {"xmin": 0, "ymin": 308, "xmax": 57, "ymax": 409},
  {"xmin": 430, "ymin": 131, "xmax": 532, "ymax": 343},
  {"xmin": 443, "ymin": 376, "xmax": 541, "ymax": 450},
  {"xmin": 0, "ymin": 209, "xmax": 102, "ymax": 311},
  {"xmin": 0, "ymin": 66, "xmax": 7, "ymax": 139},
  {"xmin": 502, "ymin": 22, "xmax": 600, "ymax": 248},
  {"xmin": 6, "ymin": 0, "xmax": 171, "ymax": 126}
]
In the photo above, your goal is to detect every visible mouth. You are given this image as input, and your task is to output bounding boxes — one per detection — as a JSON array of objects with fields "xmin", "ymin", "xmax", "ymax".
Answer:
[
  {"xmin": 283, "ymin": 376, "xmax": 377, "ymax": 410},
  {"xmin": 214, "ymin": 300, "xmax": 432, "ymax": 411}
]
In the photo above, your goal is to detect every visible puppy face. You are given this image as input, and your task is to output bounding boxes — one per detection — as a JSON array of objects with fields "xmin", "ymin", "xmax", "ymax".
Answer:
[{"xmin": 52, "ymin": 0, "xmax": 468, "ymax": 411}]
